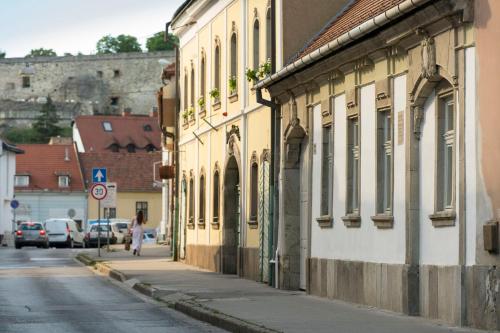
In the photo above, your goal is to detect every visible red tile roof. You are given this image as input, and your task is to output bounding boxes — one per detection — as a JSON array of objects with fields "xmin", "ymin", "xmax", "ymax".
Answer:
[
  {"xmin": 295, "ymin": 0, "xmax": 406, "ymax": 60},
  {"xmin": 74, "ymin": 114, "xmax": 161, "ymax": 153},
  {"xmin": 15, "ymin": 144, "xmax": 85, "ymax": 192},
  {"xmin": 79, "ymin": 152, "xmax": 162, "ymax": 192}
]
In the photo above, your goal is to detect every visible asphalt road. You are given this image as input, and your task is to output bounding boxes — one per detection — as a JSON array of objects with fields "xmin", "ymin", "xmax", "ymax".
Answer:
[{"xmin": 0, "ymin": 247, "xmax": 224, "ymax": 333}]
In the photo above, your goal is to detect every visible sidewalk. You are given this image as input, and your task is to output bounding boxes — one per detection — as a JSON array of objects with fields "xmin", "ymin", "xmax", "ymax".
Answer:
[{"xmin": 76, "ymin": 245, "xmax": 487, "ymax": 333}]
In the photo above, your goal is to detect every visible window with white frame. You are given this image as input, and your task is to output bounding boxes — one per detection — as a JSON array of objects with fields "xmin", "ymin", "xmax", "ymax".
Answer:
[
  {"xmin": 213, "ymin": 169, "xmax": 220, "ymax": 223},
  {"xmin": 199, "ymin": 173, "xmax": 206, "ymax": 224},
  {"xmin": 436, "ymin": 92, "xmax": 455, "ymax": 212},
  {"xmin": 250, "ymin": 161, "xmax": 258, "ymax": 222},
  {"xmin": 376, "ymin": 109, "xmax": 392, "ymax": 215},
  {"xmin": 189, "ymin": 177, "xmax": 195, "ymax": 224},
  {"xmin": 346, "ymin": 117, "xmax": 360, "ymax": 215},
  {"xmin": 15, "ymin": 175, "xmax": 29, "ymax": 187},
  {"xmin": 58, "ymin": 175, "xmax": 70, "ymax": 188},
  {"xmin": 320, "ymin": 125, "xmax": 333, "ymax": 216},
  {"xmin": 190, "ymin": 66, "xmax": 195, "ymax": 107}
]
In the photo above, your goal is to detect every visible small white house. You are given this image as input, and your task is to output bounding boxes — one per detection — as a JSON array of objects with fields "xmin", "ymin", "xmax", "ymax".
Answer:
[{"xmin": 0, "ymin": 139, "xmax": 23, "ymax": 245}]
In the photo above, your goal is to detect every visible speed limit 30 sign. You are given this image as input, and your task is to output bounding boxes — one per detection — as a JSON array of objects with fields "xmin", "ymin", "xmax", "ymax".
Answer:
[{"xmin": 90, "ymin": 183, "xmax": 107, "ymax": 200}]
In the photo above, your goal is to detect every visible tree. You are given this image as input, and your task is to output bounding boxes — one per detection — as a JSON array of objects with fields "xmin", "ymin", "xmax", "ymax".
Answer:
[
  {"xmin": 32, "ymin": 97, "xmax": 62, "ymax": 143},
  {"xmin": 0, "ymin": 50, "xmax": 5, "ymax": 58},
  {"xmin": 25, "ymin": 48, "xmax": 57, "ymax": 58},
  {"xmin": 96, "ymin": 34, "xmax": 142, "ymax": 54},
  {"xmin": 3, "ymin": 127, "xmax": 40, "ymax": 144},
  {"xmin": 146, "ymin": 32, "xmax": 178, "ymax": 52}
]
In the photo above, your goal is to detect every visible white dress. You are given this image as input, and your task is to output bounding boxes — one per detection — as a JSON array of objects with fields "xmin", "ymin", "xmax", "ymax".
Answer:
[{"xmin": 131, "ymin": 218, "xmax": 144, "ymax": 253}]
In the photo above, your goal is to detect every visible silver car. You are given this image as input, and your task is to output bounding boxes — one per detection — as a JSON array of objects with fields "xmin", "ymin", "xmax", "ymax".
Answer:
[{"xmin": 15, "ymin": 222, "xmax": 49, "ymax": 249}]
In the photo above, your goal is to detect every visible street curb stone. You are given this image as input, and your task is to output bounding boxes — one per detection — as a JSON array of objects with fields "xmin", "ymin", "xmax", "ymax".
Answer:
[
  {"xmin": 75, "ymin": 253, "xmax": 281, "ymax": 333},
  {"xmin": 174, "ymin": 300, "xmax": 282, "ymax": 333}
]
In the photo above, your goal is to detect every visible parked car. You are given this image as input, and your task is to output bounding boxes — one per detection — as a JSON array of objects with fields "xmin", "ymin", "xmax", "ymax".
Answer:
[
  {"xmin": 15, "ymin": 221, "xmax": 49, "ymax": 249},
  {"xmin": 86, "ymin": 219, "xmax": 131, "ymax": 244},
  {"xmin": 143, "ymin": 231, "xmax": 156, "ymax": 244},
  {"xmin": 44, "ymin": 218, "xmax": 85, "ymax": 248},
  {"xmin": 84, "ymin": 224, "xmax": 117, "ymax": 248}
]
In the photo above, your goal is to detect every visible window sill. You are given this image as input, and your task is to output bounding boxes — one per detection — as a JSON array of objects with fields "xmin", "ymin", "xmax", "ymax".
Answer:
[
  {"xmin": 182, "ymin": 121, "xmax": 189, "ymax": 129},
  {"xmin": 248, "ymin": 218, "xmax": 258, "ymax": 229},
  {"xmin": 429, "ymin": 211, "xmax": 456, "ymax": 227},
  {"xmin": 371, "ymin": 214, "xmax": 394, "ymax": 229},
  {"xmin": 316, "ymin": 215, "xmax": 333, "ymax": 228},
  {"xmin": 197, "ymin": 220, "xmax": 206, "ymax": 229},
  {"xmin": 189, "ymin": 117, "xmax": 196, "ymax": 125},
  {"xmin": 212, "ymin": 101, "xmax": 221, "ymax": 111},
  {"xmin": 199, "ymin": 109, "xmax": 206, "ymax": 118},
  {"xmin": 187, "ymin": 222, "xmax": 195, "ymax": 229},
  {"xmin": 341, "ymin": 214, "xmax": 361, "ymax": 228},
  {"xmin": 228, "ymin": 93, "xmax": 238, "ymax": 103},
  {"xmin": 211, "ymin": 218, "xmax": 220, "ymax": 229}
]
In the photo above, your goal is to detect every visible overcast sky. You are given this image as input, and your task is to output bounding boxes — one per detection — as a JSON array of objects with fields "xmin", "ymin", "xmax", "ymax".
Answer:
[{"xmin": 0, "ymin": 0, "xmax": 185, "ymax": 58}]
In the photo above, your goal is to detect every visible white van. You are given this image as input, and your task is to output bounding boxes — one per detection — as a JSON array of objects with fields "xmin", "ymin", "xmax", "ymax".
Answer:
[{"xmin": 44, "ymin": 218, "xmax": 85, "ymax": 248}]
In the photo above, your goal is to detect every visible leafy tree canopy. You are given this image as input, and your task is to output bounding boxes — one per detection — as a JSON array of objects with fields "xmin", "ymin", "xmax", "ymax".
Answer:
[
  {"xmin": 0, "ymin": 50, "xmax": 5, "ymax": 58},
  {"xmin": 32, "ymin": 97, "xmax": 63, "ymax": 143},
  {"xmin": 25, "ymin": 48, "xmax": 57, "ymax": 58},
  {"xmin": 96, "ymin": 34, "xmax": 142, "ymax": 54},
  {"xmin": 3, "ymin": 127, "xmax": 40, "ymax": 144},
  {"xmin": 146, "ymin": 32, "xmax": 178, "ymax": 52}
]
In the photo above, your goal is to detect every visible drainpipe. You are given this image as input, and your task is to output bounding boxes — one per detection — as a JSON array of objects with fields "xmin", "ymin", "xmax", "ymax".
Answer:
[
  {"xmin": 255, "ymin": 0, "xmax": 279, "ymax": 287},
  {"xmin": 166, "ymin": 21, "xmax": 180, "ymax": 261}
]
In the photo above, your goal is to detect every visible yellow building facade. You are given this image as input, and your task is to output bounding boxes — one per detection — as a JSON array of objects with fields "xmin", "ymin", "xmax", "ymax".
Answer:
[{"xmin": 171, "ymin": 0, "xmax": 352, "ymax": 283}]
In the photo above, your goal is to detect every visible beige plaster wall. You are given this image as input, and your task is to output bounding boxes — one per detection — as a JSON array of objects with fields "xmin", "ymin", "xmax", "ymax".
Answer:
[
  {"xmin": 475, "ymin": 0, "xmax": 500, "ymax": 222},
  {"xmin": 87, "ymin": 192, "xmax": 162, "ymax": 229}
]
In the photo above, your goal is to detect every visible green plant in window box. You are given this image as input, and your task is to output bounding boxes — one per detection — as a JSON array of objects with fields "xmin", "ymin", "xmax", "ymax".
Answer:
[
  {"xmin": 228, "ymin": 76, "xmax": 237, "ymax": 95},
  {"xmin": 187, "ymin": 107, "xmax": 195, "ymax": 120},
  {"xmin": 245, "ymin": 68, "xmax": 258, "ymax": 82},
  {"xmin": 198, "ymin": 96, "xmax": 205, "ymax": 110},
  {"xmin": 209, "ymin": 88, "xmax": 220, "ymax": 102},
  {"xmin": 258, "ymin": 59, "xmax": 271, "ymax": 79},
  {"xmin": 182, "ymin": 110, "xmax": 189, "ymax": 123}
]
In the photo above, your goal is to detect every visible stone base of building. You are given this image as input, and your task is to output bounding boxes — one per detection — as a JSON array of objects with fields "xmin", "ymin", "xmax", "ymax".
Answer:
[
  {"xmin": 307, "ymin": 258, "xmax": 418, "ymax": 315},
  {"xmin": 184, "ymin": 244, "xmax": 260, "ymax": 281},
  {"xmin": 308, "ymin": 258, "xmax": 500, "ymax": 330},
  {"xmin": 185, "ymin": 244, "xmax": 221, "ymax": 272}
]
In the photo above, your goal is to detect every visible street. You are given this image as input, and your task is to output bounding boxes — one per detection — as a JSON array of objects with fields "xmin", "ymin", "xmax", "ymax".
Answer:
[{"xmin": 0, "ymin": 247, "xmax": 224, "ymax": 333}]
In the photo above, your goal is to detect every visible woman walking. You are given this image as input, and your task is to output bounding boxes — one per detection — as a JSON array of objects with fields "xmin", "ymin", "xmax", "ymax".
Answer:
[{"xmin": 131, "ymin": 210, "xmax": 145, "ymax": 256}]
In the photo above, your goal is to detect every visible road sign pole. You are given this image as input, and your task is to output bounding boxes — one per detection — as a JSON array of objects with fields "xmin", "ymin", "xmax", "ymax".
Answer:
[
  {"xmin": 98, "ymin": 200, "xmax": 101, "ymax": 257},
  {"xmin": 106, "ymin": 211, "xmax": 110, "ymax": 252}
]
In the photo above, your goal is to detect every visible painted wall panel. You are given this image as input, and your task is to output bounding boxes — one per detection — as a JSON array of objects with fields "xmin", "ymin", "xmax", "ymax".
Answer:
[
  {"xmin": 465, "ymin": 47, "xmax": 477, "ymax": 266},
  {"xmin": 419, "ymin": 92, "xmax": 459, "ymax": 265}
]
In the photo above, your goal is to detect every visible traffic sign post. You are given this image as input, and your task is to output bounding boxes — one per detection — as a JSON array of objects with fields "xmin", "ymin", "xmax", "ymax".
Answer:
[
  {"xmin": 102, "ymin": 183, "xmax": 117, "ymax": 252},
  {"xmin": 91, "ymin": 183, "xmax": 108, "ymax": 257},
  {"xmin": 92, "ymin": 168, "xmax": 107, "ymax": 183},
  {"xmin": 10, "ymin": 199, "xmax": 19, "ymax": 236}
]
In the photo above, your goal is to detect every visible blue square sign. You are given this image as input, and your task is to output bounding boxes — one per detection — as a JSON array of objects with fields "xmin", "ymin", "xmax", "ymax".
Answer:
[{"xmin": 92, "ymin": 168, "xmax": 107, "ymax": 183}]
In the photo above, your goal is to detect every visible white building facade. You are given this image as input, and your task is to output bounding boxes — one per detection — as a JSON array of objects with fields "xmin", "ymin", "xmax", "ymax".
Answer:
[
  {"xmin": 0, "ymin": 140, "xmax": 23, "ymax": 245},
  {"xmin": 256, "ymin": 0, "xmax": 500, "ymax": 330}
]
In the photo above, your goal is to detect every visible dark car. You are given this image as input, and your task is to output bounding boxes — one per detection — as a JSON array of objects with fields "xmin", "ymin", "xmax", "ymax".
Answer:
[
  {"xmin": 84, "ymin": 224, "xmax": 117, "ymax": 248},
  {"xmin": 15, "ymin": 222, "xmax": 49, "ymax": 249}
]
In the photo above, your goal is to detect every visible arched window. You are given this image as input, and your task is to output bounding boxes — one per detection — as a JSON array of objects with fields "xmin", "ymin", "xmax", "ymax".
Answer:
[
  {"xmin": 109, "ymin": 143, "xmax": 119, "ymax": 152},
  {"xmin": 183, "ymin": 71, "xmax": 188, "ymax": 110},
  {"xmin": 250, "ymin": 159, "xmax": 258, "ymax": 221},
  {"xmin": 190, "ymin": 65, "xmax": 195, "ymax": 107},
  {"xmin": 253, "ymin": 19, "xmax": 260, "ymax": 70},
  {"xmin": 199, "ymin": 173, "xmax": 206, "ymax": 224},
  {"xmin": 214, "ymin": 40, "xmax": 221, "ymax": 93},
  {"xmin": 145, "ymin": 144, "xmax": 157, "ymax": 152},
  {"xmin": 213, "ymin": 168, "xmax": 220, "ymax": 223},
  {"xmin": 266, "ymin": 9, "xmax": 272, "ymax": 62},
  {"xmin": 127, "ymin": 144, "xmax": 136, "ymax": 153},
  {"xmin": 230, "ymin": 32, "xmax": 237, "ymax": 94},
  {"xmin": 189, "ymin": 176, "xmax": 195, "ymax": 224},
  {"xmin": 200, "ymin": 52, "xmax": 206, "ymax": 103}
]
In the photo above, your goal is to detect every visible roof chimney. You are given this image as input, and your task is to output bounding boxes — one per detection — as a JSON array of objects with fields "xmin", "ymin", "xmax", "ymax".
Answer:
[
  {"xmin": 150, "ymin": 106, "xmax": 158, "ymax": 118},
  {"xmin": 64, "ymin": 147, "xmax": 70, "ymax": 161},
  {"xmin": 122, "ymin": 108, "xmax": 132, "ymax": 117}
]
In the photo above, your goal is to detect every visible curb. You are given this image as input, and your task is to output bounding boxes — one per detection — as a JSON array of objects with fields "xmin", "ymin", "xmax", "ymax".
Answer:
[
  {"xmin": 174, "ymin": 300, "xmax": 282, "ymax": 333},
  {"xmin": 74, "ymin": 253, "xmax": 280, "ymax": 333},
  {"xmin": 75, "ymin": 254, "xmax": 128, "ymax": 282}
]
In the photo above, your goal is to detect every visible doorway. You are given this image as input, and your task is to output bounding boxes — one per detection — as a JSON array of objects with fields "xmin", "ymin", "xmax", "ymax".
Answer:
[{"xmin": 222, "ymin": 155, "xmax": 240, "ymax": 274}]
